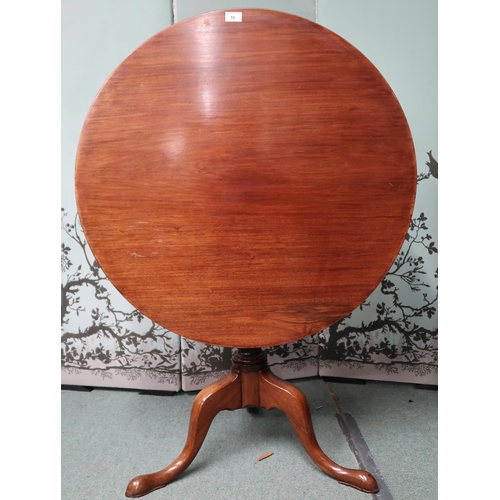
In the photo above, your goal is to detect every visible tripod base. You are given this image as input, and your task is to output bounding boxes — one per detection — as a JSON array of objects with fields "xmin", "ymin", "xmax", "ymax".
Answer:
[{"xmin": 125, "ymin": 349, "xmax": 378, "ymax": 497}]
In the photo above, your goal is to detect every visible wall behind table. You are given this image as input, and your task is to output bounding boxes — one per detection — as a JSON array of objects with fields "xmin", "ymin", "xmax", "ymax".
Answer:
[
  {"xmin": 175, "ymin": 0, "xmax": 438, "ymax": 389},
  {"xmin": 61, "ymin": 0, "xmax": 438, "ymax": 391},
  {"xmin": 61, "ymin": 0, "xmax": 318, "ymax": 392},
  {"xmin": 61, "ymin": 0, "xmax": 181, "ymax": 391},
  {"xmin": 317, "ymin": 0, "xmax": 438, "ymax": 385}
]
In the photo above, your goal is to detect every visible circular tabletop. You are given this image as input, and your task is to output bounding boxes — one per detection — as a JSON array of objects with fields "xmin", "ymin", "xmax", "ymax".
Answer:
[{"xmin": 75, "ymin": 9, "xmax": 416, "ymax": 348}]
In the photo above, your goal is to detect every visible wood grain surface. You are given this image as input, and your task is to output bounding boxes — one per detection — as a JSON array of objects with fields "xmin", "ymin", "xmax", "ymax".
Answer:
[{"xmin": 75, "ymin": 9, "xmax": 416, "ymax": 348}]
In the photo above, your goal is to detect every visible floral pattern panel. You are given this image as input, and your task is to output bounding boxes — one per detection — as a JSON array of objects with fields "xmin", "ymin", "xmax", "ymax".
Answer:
[
  {"xmin": 61, "ymin": 0, "xmax": 179, "ymax": 390},
  {"xmin": 62, "ymin": 0, "xmax": 437, "ymax": 390}
]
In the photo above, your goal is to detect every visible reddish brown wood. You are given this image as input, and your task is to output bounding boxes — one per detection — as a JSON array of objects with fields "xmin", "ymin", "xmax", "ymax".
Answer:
[
  {"xmin": 126, "ymin": 370, "xmax": 242, "ymax": 497},
  {"xmin": 258, "ymin": 368, "xmax": 378, "ymax": 493},
  {"xmin": 75, "ymin": 8, "xmax": 416, "ymax": 349},
  {"xmin": 126, "ymin": 350, "xmax": 378, "ymax": 497}
]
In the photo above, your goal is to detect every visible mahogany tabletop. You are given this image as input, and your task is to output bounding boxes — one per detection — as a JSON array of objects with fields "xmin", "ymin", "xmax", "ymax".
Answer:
[{"xmin": 75, "ymin": 9, "xmax": 416, "ymax": 348}]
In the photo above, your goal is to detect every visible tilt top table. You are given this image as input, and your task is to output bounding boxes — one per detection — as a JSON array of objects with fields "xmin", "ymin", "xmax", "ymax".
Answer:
[{"xmin": 75, "ymin": 9, "xmax": 416, "ymax": 498}]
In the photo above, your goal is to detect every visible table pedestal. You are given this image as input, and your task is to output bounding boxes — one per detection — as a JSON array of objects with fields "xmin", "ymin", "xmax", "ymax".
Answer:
[{"xmin": 125, "ymin": 349, "xmax": 379, "ymax": 497}]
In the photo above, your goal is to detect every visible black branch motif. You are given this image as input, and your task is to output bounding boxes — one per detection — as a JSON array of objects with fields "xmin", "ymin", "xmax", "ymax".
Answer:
[
  {"xmin": 417, "ymin": 150, "xmax": 438, "ymax": 182},
  {"xmin": 426, "ymin": 150, "xmax": 438, "ymax": 179}
]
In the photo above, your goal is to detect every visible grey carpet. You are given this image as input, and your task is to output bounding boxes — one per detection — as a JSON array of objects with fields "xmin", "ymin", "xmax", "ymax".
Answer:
[{"xmin": 61, "ymin": 377, "xmax": 437, "ymax": 499}]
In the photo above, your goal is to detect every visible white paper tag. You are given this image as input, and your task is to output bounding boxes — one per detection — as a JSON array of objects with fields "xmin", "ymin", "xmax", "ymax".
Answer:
[{"xmin": 225, "ymin": 12, "xmax": 242, "ymax": 22}]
